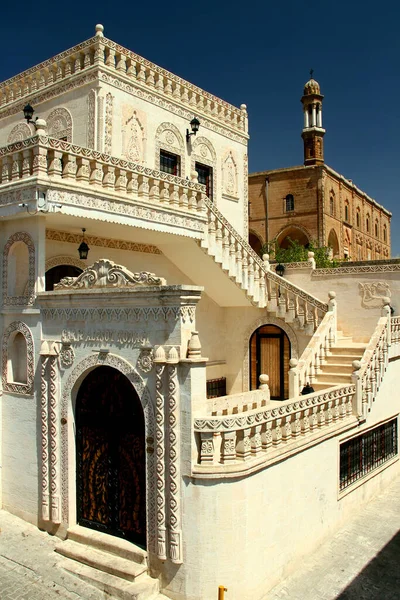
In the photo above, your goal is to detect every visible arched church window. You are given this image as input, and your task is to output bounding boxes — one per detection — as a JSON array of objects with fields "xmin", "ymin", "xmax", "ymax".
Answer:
[
  {"xmin": 366, "ymin": 215, "xmax": 370, "ymax": 233},
  {"xmin": 375, "ymin": 221, "xmax": 379, "ymax": 238},
  {"xmin": 285, "ymin": 194, "xmax": 294, "ymax": 212},
  {"xmin": 329, "ymin": 193, "xmax": 335, "ymax": 216},
  {"xmin": 344, "ymin": 202, "xmax": 350, "ymax": 223},
  {"xmin": 383, "ymin": 225, "xmax": 387, "ymax": 243},
  {"xmin": 356, "ymin": 209, "xmax": 360, "ymax": 228}
]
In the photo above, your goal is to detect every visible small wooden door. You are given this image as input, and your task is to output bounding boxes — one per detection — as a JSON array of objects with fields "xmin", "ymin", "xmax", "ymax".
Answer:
[
  {"xmin": 76, "ymin": 366, "xmax": 146, "ymax": 547},
  {"xmin": 249, "ymin": 325, "xmax": 290, "ymax": 399}
]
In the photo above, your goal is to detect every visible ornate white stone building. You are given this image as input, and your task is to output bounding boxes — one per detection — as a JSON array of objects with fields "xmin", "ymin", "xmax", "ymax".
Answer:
[{"xmin": 0, "ymin": 24, "xmax": 399, "ymax": 600}]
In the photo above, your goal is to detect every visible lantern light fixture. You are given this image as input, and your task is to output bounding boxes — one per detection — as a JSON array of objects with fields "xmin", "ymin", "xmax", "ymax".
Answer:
[
  {"xmin": 186, "ymin": 116, "xmax": 200, "ymax": 143},
  {"xmin": 23, "ymin": 103, "xmax": 37, "ymax": 125},
  {"xmin": 78, "ymin": 228, "xmax": 90, "ymax": 260},
  {"xmin": 275, "ymin": 263, "xmax": 285, "ymax": 277}
]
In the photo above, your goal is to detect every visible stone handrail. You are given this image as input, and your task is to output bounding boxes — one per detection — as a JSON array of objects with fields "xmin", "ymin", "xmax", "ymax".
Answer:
[
  {"xmin": 194, "ymin": 384, "xmax": 355, "ymax": 469},
  {"xmin": 352, "ymin": 312, "xmax": 390, "ymax": 420},
  {"xmin": 202, "ymin": 195, "xmax": 329, "ymax": 323},
  {"xmin": 0, "ymin": 136, "xmax": 207, "ymax": 217},
  {"xmin": 0, "ymin": 28, "xmax": 247, "ymax": 136},
  {"xmin": 206, "ymin": 388, "xmax": 269, "ymax": 416},
  {"xmin": 289, "ymin": 294, "xmax": 337, "ymax": 398}
]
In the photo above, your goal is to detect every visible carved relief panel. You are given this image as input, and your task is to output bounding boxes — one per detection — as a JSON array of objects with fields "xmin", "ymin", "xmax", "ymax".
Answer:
[
  {"xmin": 47, "ymin": 107, "xmax": 73, "ymax": 141},
  {"xmin": 222, "ymin": 150, "xmax": 238, "ymax": 199},
  {"xmin": 122, "ymin": 105, "xmax": 146, "ymax": 163}
]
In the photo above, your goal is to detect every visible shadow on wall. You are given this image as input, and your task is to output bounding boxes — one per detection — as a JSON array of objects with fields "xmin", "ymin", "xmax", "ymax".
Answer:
[{"xmin": 336, "ymin": 529, "xmax": 400, "ymax": 599}]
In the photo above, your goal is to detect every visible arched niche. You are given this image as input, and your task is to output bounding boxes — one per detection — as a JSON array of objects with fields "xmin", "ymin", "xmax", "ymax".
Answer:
[
  {"xmin": 222, "ymin": 150, "xmax": 238, "ymax": 199},
  {"xmin": 122, "ymin": 107, "xmax": 145, "ymax": 164},
  {"xmin": 276, "ymin": 225, "xmax": 311, "ymax": 249},
  {"xmin": 7, "ymin": 123, "xmax": 34, "ymax": 144},
  {"xmin": 2, "ymin": 321, "xmax": 34, "ymax": 395},
  {"xmin": 47, "ymin": 107, "xmax": 73, "ymax": 141},
  {"xmin": 3, "ymin": 232, "xmax": 35, "ymax": 305},
  {"xmin": 327, "ymin": 228, "xmax": 340, "ymax": 257}
]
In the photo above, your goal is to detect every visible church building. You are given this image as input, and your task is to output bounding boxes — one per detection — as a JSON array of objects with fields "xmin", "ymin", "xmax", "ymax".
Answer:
[
  {"xmin": 248, "ymin": 76, "xmax": 391, "ymax": 261},
  {"xmin": 0, "ymin": 26, "xmax": 399, "ymax": 600}
]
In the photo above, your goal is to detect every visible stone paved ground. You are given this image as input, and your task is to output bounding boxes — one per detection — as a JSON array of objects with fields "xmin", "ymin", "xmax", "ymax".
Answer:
[
  {"xmin": 1, "ymin": 474, "xmax": 400, "ymax": 600},
  {"xmin": 267, "ymin": 473, "xmax": 400, "ymax": 600}
]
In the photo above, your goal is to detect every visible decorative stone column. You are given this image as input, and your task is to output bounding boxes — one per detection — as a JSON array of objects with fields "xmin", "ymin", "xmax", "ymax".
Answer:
[
  {"xmin": 167, "ymin": 347, "xmax": 182, "ymax": 564},
  {"xmin": 154, "ymin": 346, "xmax": 167, "ymax": 560}
]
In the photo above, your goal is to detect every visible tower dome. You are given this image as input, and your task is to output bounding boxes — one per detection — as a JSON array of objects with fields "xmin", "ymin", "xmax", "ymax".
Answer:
[{"xmin": 303, "ymin": 77, "xmax": 321, "ymax": 96}]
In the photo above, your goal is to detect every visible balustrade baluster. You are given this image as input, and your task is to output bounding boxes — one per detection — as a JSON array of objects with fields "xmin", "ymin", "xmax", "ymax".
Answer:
[
  {"xmin": 236, "ymin": 245, "xmax": 243, "ymax": 285},
  {"xmin": 292, "ymin": 412, "xmax": 301, "ymax": 438},
  {"xmin": 221, "ymin": 431, "xmax": 237, "ymax": 463},
  {"xmin": 199, "ymin": 432, "xmax": 215, "ymax": 464},
  {"xmin": 76, "ymin": 157, "xmax": 90, "ymax": 183},
  {"xmin": 302, "ymin": 408, "xmax": 310, "ymax": 434},
  {"xmin": 105, "ymin": 48, "xmax": 115, "ymax": 67},
  {"xmin": 171, "ymin": 184, "xmax": 179, "ymax": 206},
  {"xmin": 332, "ymin": 398, "xmax": 340, "ymax": 422},
  {"xmin": 149, "ymin": 177, "xmax": 160, "ymax": 202},
  {"xmin": 248, "ymin": 257, "xmax": 255, "ymax": 297},
  {"xmin": 282, "ymin": 415, "xmax": 292, "ymax": 441},
  {"xmin": 179, "ymin": 186, "xmax": 189, "ymax": 208},
  {"xmin": 138, "ymin": 173, "xmax": 150, "ymax": 198},
  {"xmin": 261, "ymin": 421, "xmax": 272, "ymax": 451},
  {"xmin": 115, "ymin": 168, "xmax": 127, "ymax": 192},
  {"xmin": 127, "ymin": 172, "xmax": 139, "ymax": 195},
  {"xmin": 318, "ymin": 403, "xmax": 326, "ymax": 428},
  {"xmin": 215, "ymin": 223, "xmax": 223, "ymax": 263},
  {"xmin": 305, "ymin": 303, "xmax": 315, "ymax": 335},
  {"xmin": 137, "ymin": 64, "xmax": 146, "ymax": 82},
  {"xmin": 172, "ymin": 83, "xmax": 180, "ymax": 99},
  {"xmin": 116, "ymin": 54, "xmax": 127, "ymax": 73},
  {"xmin": 310, "ymin": 406, "xmax": 318, "ymax": 431},
  {"xmin": 11, "ymin": 152, "xmax": 22, "ymax": 180},
  {"xmin": 74, "ymin": 55, "xmax": 82, "ymax": 72},
  {"xmin": 222, "ymin": 232, "xmax": 230, "ymax": 271},
  {"xmin": 208, "ymin": 213, "xmax": 216, "ymax": 256},
  {"xmin": 326, "ymin": 401, "xmax": 333, "ymax": 425},
  {"xmin": 127, "ymin": 59, "xmax": 136, "ymax": 77},
  {"xmin": 103, "ymin": 165, "xmax": 116, "ymax": 189},
  {"xmin": 83, "ymin": 50, "xmax": 91, "ymax": 68},
  {"xmin": 164, "ymin": 78, "xmax": 173, "ymax": 95},
  {"xmin": 236, "ymin": 427, "xmax": 251, "ymax": 461},
  {"xmin": 62, "ymin": 154, "xmax": 77, "ymax": 180},
  {"xmin": 259, "ymin": 272, "xmax": 267, "ymax": 309},
  {"xmin": 181, "ymin": 86, "xmax": 189, "ymax": 103},
  {"xmin": 272, "ymin": 418, "xmax": 282, "ymax": 446},
  {"xmin": 89, "ymin": 160, "xmax": 103, "ymax": 186},
  {"xmin": 22, "ymin": 149, "xmax": 32, "ymax": 178},
  {"xmin": 32, "ymin": 145, "xmax": 48, "ymax": 177},
  {"xmin": 253, "ymin": 266, "xmax": 260, "ymax": 303},
  {"xmin": 48, "ymin": 150, "xmax": 63, "ymax": 178},
  {"xmin": 251, "ymin": 425, "xmax": 262, "ymax": 456}
]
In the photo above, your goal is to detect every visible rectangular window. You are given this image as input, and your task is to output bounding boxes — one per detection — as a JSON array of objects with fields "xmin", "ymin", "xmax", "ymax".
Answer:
[
  {"xmin": 160, "ymin": 150, "xmax": 180, "ymax": 176},
  {"xmin": 195, "ymin": 162, "xmax": 213, "ymax": 200},
  {"xmin": 285, "ymin": 194, "xmax": 294, "ymax": 212},
  {"xmin": 340, "ymin": 419, "xmax": 398, "ymax": 491},
  {"xmin": 206, "ymin": 377, "xmax": 226, "ymax": 399}
]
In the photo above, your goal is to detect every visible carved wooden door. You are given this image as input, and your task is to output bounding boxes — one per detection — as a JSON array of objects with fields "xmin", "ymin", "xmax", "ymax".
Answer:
[
  {"xmin": 76, "ymin": 366, "xmax": 146, "ymax": 547},
  {"xmin": 249, "ymin": 325, "xmax": 290, "ymax": 399}
]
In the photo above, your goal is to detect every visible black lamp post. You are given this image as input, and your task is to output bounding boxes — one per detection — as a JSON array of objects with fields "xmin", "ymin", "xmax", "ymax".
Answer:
[
  {"xmin": 275, "ymin": 263, "xmax": 285, "ymax": 277},
  {"xmin": 78, "ymin": 228, "xmax": 89, "ymax": 260},
  {"xmin": 23, "ymin": 103, "xmax": 36, "ymax": 125},
  {"xmin": 186, "ymin": 117, "xmax": 200, "ymax": 143}
]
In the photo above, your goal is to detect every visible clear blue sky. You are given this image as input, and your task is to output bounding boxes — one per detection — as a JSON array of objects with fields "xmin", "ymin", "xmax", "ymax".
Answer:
[{"xmin": 2, "ymin": 1, "xmax": 399, "ymax": 253}]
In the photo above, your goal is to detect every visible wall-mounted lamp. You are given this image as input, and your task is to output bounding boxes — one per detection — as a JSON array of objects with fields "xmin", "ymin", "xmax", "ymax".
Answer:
[
  {"xmin": 78, "ymin": 228, "xmax": 90, "ymax": 260},
  {"xmin": 275, "ymin": 263, "xmax": 285, "ymax": 277},
  {"xmin": 23, "ymin": 103, "xmax": 37, "ymax": 125},
  {"xmin": 186, "ymin": 117, "xmax": 200, "ymax": 143}
]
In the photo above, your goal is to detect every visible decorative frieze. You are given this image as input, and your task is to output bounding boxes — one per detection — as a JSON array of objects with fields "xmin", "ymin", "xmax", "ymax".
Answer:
[{"xmin": 46, "ymin": 229, "xmax": 162, "ymax": 255}]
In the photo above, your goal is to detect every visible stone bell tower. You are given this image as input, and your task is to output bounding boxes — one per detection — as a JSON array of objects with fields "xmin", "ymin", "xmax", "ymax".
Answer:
[{"xmin": 301, "ymin": 71, "xmax": 325, "ymax": 166}]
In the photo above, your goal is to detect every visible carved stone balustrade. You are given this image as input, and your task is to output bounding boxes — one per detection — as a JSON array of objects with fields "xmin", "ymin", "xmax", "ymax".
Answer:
[
  {"xmin": 0, "ymin": 136, "xmax": 208, "ymax": 233},
  {"xmin": 0, "ymin": 25, "xmax": 247, "ymax": 138},
  {"xmin": 194, "ymin": 385, "xmax": 356, "ymax": 473}
]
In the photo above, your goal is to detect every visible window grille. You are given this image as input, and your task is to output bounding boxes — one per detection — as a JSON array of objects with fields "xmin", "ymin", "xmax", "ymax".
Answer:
[
  {"xmin": 206, "ymin": 377, "xmax": 226, "ymax": 399},
  {"xmin": 160, "ymin": 150, "xmax": 180, "ymax": 176},
  {"xmin": 285, "ymin": 194, "xmax": 294, "ymax": 212},
  {"xmin": 340, "ymin": 419, "xmax": 398, "ymax": 491}
]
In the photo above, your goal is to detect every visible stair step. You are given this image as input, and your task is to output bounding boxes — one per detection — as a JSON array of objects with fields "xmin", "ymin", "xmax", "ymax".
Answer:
[
  {"xmin": 325, "ymin": 354, "xmax": 362, "ymax": 364},
  {"xmin": 59, "ymin": 558, "xmax": 162, "ymax": 600},
  {"xmin": 333, "ymin": 341, "xmax": 367, "ymax": 350},
  {"xmin": 311, "ymin": 382, "xmax": 343, "ymax": 391},
  {"xmin": 55, "ymin": 539, "xmax": 147, "ymax": 582},
  {"xmin": 320, "ymin": 363, "xmax": 354, "ymax": 374},
  {"xmin": 315, "ymin": 372, "xmax": 352, "ymax": 383},
  {"xmin": 67, "ymin": 525, "xmax": 147, "ymax": 565},
  {"xmin": 329, "ymin": 347, "xmax": 365, "ymax": 356}
]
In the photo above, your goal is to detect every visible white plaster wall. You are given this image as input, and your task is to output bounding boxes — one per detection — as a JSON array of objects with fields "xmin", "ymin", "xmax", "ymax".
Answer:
[{"xmin": 285, "ymin": 267, "xmax": 400, "ymax": 341}]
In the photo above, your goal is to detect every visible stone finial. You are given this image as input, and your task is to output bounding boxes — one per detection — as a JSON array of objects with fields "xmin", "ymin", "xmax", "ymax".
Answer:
[
  {"xmin": 328, "ymin": 291, "xmax": 336, "ymax": 300},
  {"xmin": 262, "ymin": 253, "xmax": 270, "ymax": 270},
  {"xmin": 240, "ymin": 104, "xmax": 247, "ymax": 112},
  {"xmin": 168, "ymin": 346, "xmax": 179, "ymax": 362},
  {"xmin": 154, "ymin": 346, "xmax": 166, "ymax": 362},
  {"xmin": 40, "ymin": 340, "xmax": 50, "ymax": 355},
  {"xmin": 382, "ymin": 296, "xmax": 391, "ymax": 306},
  {"xmin": 258, "ymin": 374, "xmax": 269, "ymax": 389},
  {"xmin": 95, "ymin": 24, "xmax": 104, "ymax": 37},
  {"xmin": 187, "ymin": 331, "xmax": 202, "ymax": 358},
  {"xmin": 308, "ymin": 251, "xmax": 316, "ymax": 269},
  {"xmin": 35, "ymin": 119, "xmax": 47, "ymax": 135},
  {"xmin": 352, "ymin": 360, "xmax": 362, "ymax": 371},
  {"xmin": 289, "ymin": 358, "xmax": 298, "ymax": 369},
  {"xmin": 190, "ymin": 170, "xmax": 198, "ymax": 182}
]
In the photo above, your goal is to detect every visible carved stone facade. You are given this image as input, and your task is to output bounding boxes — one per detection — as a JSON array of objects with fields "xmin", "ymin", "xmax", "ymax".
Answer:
[{"xmin": 47, "ymin": 107, "xmax": 73, "ymax": 141}]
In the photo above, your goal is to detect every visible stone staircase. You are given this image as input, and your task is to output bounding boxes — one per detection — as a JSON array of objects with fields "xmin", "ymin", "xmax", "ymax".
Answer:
[
  {"xmin": 311, "ymin": 334, "xmax": 366, "ymax": 392},
  {"xmin": 55, "ymin": 526, "xmax": 167, "ymax": 600}
]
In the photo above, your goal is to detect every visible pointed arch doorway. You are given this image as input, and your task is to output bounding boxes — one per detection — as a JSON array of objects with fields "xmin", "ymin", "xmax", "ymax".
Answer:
[
  {"xmin": 75, "ymin": 366, "xmax": 146, "ymax": 547},
  {"xmin": 249, "ymin": 325, "xmax": 290, "ymax": 399}
]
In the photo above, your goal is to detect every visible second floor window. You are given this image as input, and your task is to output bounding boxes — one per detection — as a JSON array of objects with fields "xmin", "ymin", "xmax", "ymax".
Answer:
[
  {"xmin": 344, "ymin": 203, "xmax": 349, "ymax": 222},
  {"xmin": 195, "ymin": 162, "xmax": 213, "ymax": 200},
  {"xmin": 285, "ymin": 194, "xmax": 294, "ymax": 212},
  {"xmin": 330, "ymin": 195, "xmax": 335, "ymax": 216},
  {"xmin": 160, "ymin": 150, "xmax": 180, "ymax": 176}
]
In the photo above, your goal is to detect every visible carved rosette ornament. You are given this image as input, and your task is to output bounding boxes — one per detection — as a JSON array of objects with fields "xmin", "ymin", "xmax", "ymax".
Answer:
[
  {"xmin": 137, "ymin": 348, "xmax": 154, "ymax": 373},
  {"xmin": 54, "ymin": 259, "xmax": 166, "ymax": 289},
  {"xmin": 60, "ymin": 344, "xmax": 75, "ymax": 369}
]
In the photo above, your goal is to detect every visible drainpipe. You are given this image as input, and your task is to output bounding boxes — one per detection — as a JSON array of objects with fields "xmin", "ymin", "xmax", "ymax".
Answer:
[{"xmin": 265, "ymin": 176, "xmax": 269, "ymax": 245}]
